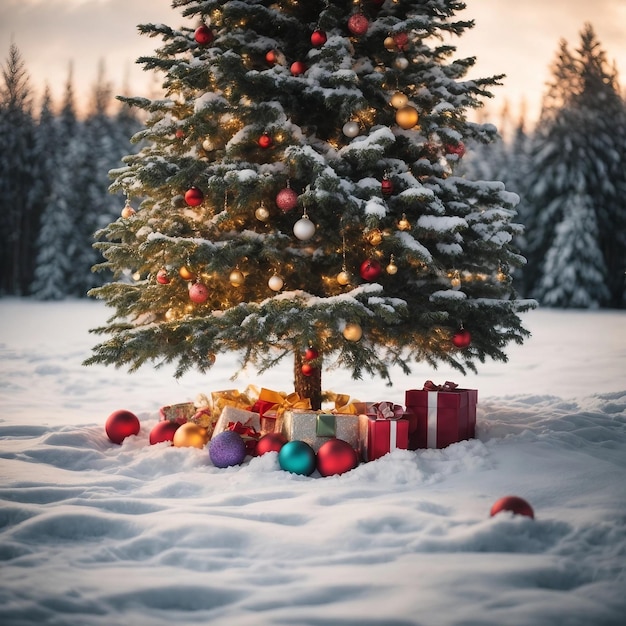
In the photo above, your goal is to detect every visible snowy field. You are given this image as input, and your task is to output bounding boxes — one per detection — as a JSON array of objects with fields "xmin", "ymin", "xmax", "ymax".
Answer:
[{"xmin": 0, "ymin": 298, "xmax": 625, "ymax": 626}]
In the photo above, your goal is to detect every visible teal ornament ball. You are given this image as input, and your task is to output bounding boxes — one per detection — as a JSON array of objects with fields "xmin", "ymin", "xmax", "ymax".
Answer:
[{"xmin": 278, "ymin": 440, "xmax": 317, "ymax": 475}]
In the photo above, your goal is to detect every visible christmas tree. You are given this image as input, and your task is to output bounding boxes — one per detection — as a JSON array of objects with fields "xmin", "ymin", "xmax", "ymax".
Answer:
[{"xmin": 85, "ymin": 0, "xmax": 533, "ymax": 409}]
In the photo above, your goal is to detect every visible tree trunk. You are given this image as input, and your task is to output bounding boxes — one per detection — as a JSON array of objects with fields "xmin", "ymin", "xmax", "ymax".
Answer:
[{"xmin": 293, "ymin": 350, "xmax": 322, "ymax": 410}]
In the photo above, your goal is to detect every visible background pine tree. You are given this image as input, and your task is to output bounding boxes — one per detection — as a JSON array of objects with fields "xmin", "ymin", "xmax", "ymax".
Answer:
[{"xmin": 86, "ymin": 0, "xmax": 533, "ymax": 405}]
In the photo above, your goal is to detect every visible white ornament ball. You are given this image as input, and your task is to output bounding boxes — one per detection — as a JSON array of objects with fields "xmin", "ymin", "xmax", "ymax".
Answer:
[
  {"xmin": 342, "ymin": 121, "xmax": 360, "ymax": 138},
  {"xmin": 202, "ymin": 138, "xmax": 215, "ymax": 151},
  {"xmin": 268, "ymin": 275, "xmax": 284, "ymax": 291},
  {"xmin": 293, "ymin": 216, "xmax": 316, "ymax": 241},
  {"xmin": 394, "ymin": 56, "xmax": 410, "ymax": 70}
]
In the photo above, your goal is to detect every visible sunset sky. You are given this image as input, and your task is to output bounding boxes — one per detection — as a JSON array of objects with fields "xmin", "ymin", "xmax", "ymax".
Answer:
[{"xmin": 1, "ymin": 0, "xmax": 625, "ymax": 126}]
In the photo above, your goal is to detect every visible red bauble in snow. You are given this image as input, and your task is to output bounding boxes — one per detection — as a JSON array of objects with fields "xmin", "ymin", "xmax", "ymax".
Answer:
[
  {"xmin": 149, "ymin": 420, "xmax": 180, "ymax": 445},
  {"xmin": 452, "ymin": 328, "xmax": 472, "ymax": 348},
  {"xmin": 156, "ymin": 269, "xmax": 170, "ymax": 285},
  {"xmin": 276, "ymin": 186, "xmax": 298, "ymax": 212},
  {"xmin": 258, "ymin": 133, "xmax": 273, "ymax": 149},
  {"xmin": 194, "ymin": 25, "xmax": 214, "ymax": 45},
  {"xmin": 348, "ymin": 13, "xmax": 369, "ymax": 36},
  {"xmin": 446, "ymin": 142, "xmax": 466, "ymax": 158},
  {"xmin": 301, "ymin": 363, "xmax": 316, "ymax": 377},
  {"xmin": 105, "ymin": 410, "xmax": 140, "ymax": 445},
  {"xmin": 304, "ymin": 347, "xmax": 319, "ymax": 361},
  {"xmin": 184, "ymin": 186, "xmax": 204, "ymax": 207},
  {"xmin": 189, "ymin": 282, "xmax": 209, "ymax": 304},
  {"xmin": 360, "ymin": 259, "xmax": 383, "ymax": 281},
  {"xmin": 381, "ymin": 177, "xmax": 394, "ymax": 196},
  {"xmin": 490, "ymin": 495, "xmax": 535, "ymax": 519},
  {"xmin": 317, "ymin": 438, "xmax": 359, "ymax": 477},
  {"xmin": 311, "ymin": 29, "xmax": 327, "ymax": 47},
  {"xmin": 256, "ymin": 432, "xmax": 288, "ymax": 456},
  {"xmin": 290, "ymin": 61, "xmax": 307, "ymax": 76}
]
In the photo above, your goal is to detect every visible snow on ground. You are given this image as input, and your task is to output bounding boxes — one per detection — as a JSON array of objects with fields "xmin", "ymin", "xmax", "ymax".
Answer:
[{"xmin": 0, "ymin": 298, "xmax": 625, "ymax": 626}]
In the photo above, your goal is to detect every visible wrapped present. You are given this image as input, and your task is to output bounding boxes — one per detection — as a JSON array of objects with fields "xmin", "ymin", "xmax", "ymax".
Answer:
[
  {"xmin": 213, "ymin": 405, "xmax": 262, "ymax": 439},
  {"xmin": 225, "ymin": 420, "xmax": 261, "ymax": 456},
  {"xmin": 281, "ymin": 410, "xmax": 359, "ymax": 452},
  {"xmin": 250, "ymin": 388, "xmax": 311, "ymax": 435},
  {"xmin": 358, "ymin": 401, "xmax": 409, "ymax": 462},
  {"xmin": 159, "ymin": 402, "xmax": 198, "ymax": 424},
  {"xmin": 405, "ymin": 381, "xmax": 478, "ymax": 449},
  {"xmin": 211, "ymin": 388, "xmax": 257, "ymax": 418}
]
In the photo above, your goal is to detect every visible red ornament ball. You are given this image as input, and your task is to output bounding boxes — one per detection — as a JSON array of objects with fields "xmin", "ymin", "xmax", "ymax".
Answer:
[
  {"xmin": 276, "ymin": 187, "xmax": 298, "ymax": 212},
  {"xmin": 258, "ymin": 133, "xmax": 273, "ymax": 149},
  {"xmin": 290, "ymin": 61, "xmax": 307, "ymax": 76},
  {"xmin": 317, "ymin": 438, "xmax": 359, "ymax": 477},
  {"xmin": 311, "ymin": 29, "xmax": 327, "ymax": 47},
  {"xmin": 301, "ymin": 363, "xmax": 316, "ymax": 377},
  {"xmin": 189, "ymin": 282, "xmax": 209, "ymax": 304},
  {"xmin": 360, "ymin": 258, "xmax": 383, "ymax": 281},
  {"xmin": 194, "ymin": 25, "xmax": 214, "ymax": 45},
  {"xmin": 446, "ymin": 142, "xmax": 466, "ymax": 158},
  {"xmin": 156, "ymin": 268, "xmax": 170, "ymax": 285},
  {"xmin": 452, "ymin": 328, "xmax": 472, "ymax": 348},
  {"xmin": 175, "ymin": 128, "xmax": 185, "ymax": 139},
  {"xmin": 105, "ymin": 410, "xmax": 140, "ymax": 445},
  {"xmin": 149, "ymin": 420, "xmax": 180, "ymax": 445},
  {"xmin": 393, "ymin": 32, "xmax": 409, "ymax": 50},
  {"xmin": 304, "ymin": 347, "xmax": 319, "ymax": 361},
  {"xmin": 256, "ymin": 432, "xmax": 288, "ymax": 456},
  {"xmin": 265, "ymin": 49, "xmax": 278, "ymax": 64},
  {"xmin": 348, "ymin": 13, "xmax": 369, "ymax": 36},
  {"xmin": 490, "ymin": 495, "xmax": 535, "ymax": 519},
  {"xmin": 381, "ymin": 177, "xmax": 394, "ymax": 196},
  {"xmin": 184, "ymin": 186, "xmax": 204, "ymax": 207}
]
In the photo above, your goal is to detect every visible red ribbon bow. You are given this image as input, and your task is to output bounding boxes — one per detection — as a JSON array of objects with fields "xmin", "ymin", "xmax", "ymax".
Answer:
[
  {"xmin": 226, "ymin": 421, "xmax": 261, "ymax": 455},
  {"xmin": 423, "ymin": 380, "xmax": 458, "ymax": 391},
  {"xmin": 368, "ymin": 401, "xmax": 405, "ymax": 420}
]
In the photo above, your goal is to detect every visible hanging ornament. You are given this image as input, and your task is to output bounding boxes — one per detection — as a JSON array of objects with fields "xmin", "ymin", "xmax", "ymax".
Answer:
[
  {"xmin": 366, "ymin": 228, "xmax": 383, "ymax": 246},
  {"xmin": 229, "ymin": 269, "xmax": 245, "ymax": 287},
  {"xmin": 301, "ymin": 363, "xmax": 316, "ymax": 377},
  {"xmin": 336, "ymin": 270, "xmax": 351, "ymax": 286},
  {"xmin": 268, "ymin": 274, "xmax": 284, "ymax": 292},
  {"xmin": 397, "ymin": 214, "xmax": 411, "ymax": 231},
  {"xmin": 342, "ymin": 121, "xmax": 360, "ymax": 138},
  {"xmin": 290, "ymin": 61, "xmax": 307, "ymax": 76},
  {"xmin": 184, "ymin": 186, "xmax": 204, "ymax": 207},
  {"xmin": 381, "ymin": 174, "xmax": 394, "ymax": 196},
  {"xmin": 343, "ymin": 322, "xmax": 363, "ymax": 342},
  {"xmin": 395, "ymin": 105, "xmax": 419, "ymax": 129},
  {"xmin": 393, "ymin": 32, "xmax": 409, "ymax": 51},
  {"xmin": 276, "ymin": 183, "xmax": 298, "ymax": 212},
  {"xmin": 293, "ymin": 212, "xmax": 316, "ymax": 241},
  {"xmin": 304, "ymin": 346, "xmax": 319, "ymax": 361},
  {"xmin": 258, "ymin": 133, "xmax": 273, "ymax": 149},
  {"xmin": 265, "ymin": 49, "xmax": 278, "ymax": 64},
  {"xmin": 452, "ymin": 327, "xmax": 472, "ymax": 348},
  {"xmin": 179, "ymin": 266, "xmax": 196, "ymax": 281},
  {"xmin": 194, "ymin": 24, "xmax": 214, "ymax": 45},
  {"xmin": 156, "ymin": 269, "xmax": 170, "ymax": 285},
  {"xmin": 450, "ymin": 271, "xmax": 462, "ymax": 290},
  {"xmin": 446, "ymin": 142, "xmax": 466, "ymax": 158},
  {"xmin": 348, "ymin": 12, "xmax": 369, "ymax": 36},
  {"xmin": 311, "ymin": 29, "xmax": 327, "ymax": 47},
  {"xmin": 394, "ymin": 56, "xmax": 410, "ymax": 70},
  {"xmin": 121, "ymin": 202, "xmax": 135, "ymax": 219},
  {"xmin": 189, "ymin": 282, "xmax": 209, "ymax": 304},
  {"xmin": 255, "ymin": 202, "xmax": 270, "ymax": 222},
  {"xmin": 386, "ymin": 255, "xmax": 398, "ymax": 275},
  {"xmin": 202, "ymin": 137, "xmax": 215, "ymax": 152},
  {"xmin": 383, "ymin": 36, "xmax": 396, "ymax": 51},
  {"xmin": 390, "ymin": 91, "xmax": 409, "ymax": 109},
  {"xmin": 360, "ymin": 259, "xmax": 383, "ymax": 281}
]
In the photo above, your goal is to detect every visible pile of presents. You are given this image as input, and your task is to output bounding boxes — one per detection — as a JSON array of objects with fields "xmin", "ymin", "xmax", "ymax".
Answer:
[{"xmin": 160, "ymin": 381, "xmax": 478, "ymax": 462}]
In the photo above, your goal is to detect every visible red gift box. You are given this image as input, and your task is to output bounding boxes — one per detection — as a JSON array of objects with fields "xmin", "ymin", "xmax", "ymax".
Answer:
[
  {"xmin": 358, "ymin": 402, "xmax": 409, "ymax": 461},
  {"xmin": 405, "ymin": 381, "xmax": 478, "ymax": 449}
]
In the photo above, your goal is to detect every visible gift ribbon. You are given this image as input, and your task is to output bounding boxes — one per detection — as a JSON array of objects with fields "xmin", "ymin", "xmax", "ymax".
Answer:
[
  {"xmin": 256, "ymin": 388, "xmax": 311, "ymax": 417},
  {"xmin": 367, "ymin": 401, "xmax": 405, "ymax": 420},
  {"xmin": 226, "ymin": 421, "xmax": 261, "ymax": 455},
  {"xmin": 427, "ymin": 392, "xmax": 439, "ymax": 448},
  {"xmin": 325, "ymin": 392, "xmax": 360, "ymax": 415},
  {"xmin": 423, "ymin": 380, "xmax": 458, "ymax": 392}
]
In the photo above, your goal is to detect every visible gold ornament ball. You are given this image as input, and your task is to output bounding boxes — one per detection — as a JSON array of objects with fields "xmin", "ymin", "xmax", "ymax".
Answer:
[
  {"xmin": 179, "ymin": 266, "xmax": 196, "ymax": 281},
  {"xmin": 396, "ymin": 105, "xmax": 419, "ymax": 130},
  {"xmin": 229, "ymin": 269, "xmax": 245, "ymax": 287},
  {"xmin": 337, "ymin": 270, "xmax": 351, "ymax": 286},
  {"xmin": 383, "ymin": 36, "xmax": 396, "ymax": 51},
  {"xmin": 390, "ymin": 91, "xmax": 408, "ymax": 109},
  {"xmin": 386, "ymin": 262, "xmax": 398, "ymax": 275},
  {"xmin": 255, "ymin": 205, "xmax": 270, "ymax": 221},
  {"xmin": 121, "ymin": 205, "xmax": 135, "ymax": 218},
  {"xmin": 343, "ymin": 322, "xmax": 363, "ymax": 342},
  {"xmin": 366, "ymin": 229, "xmax": 383, "ymax": 246},
  {"xmin": 172, "ymin": 422, "xmax": 208, "ymax": 449},
  {"xmin": 398, "ymin": 216, "xmax": 411, "ymax": 231}
]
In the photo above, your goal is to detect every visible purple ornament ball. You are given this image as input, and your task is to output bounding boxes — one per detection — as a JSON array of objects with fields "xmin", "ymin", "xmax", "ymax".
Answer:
[{"xmin": 209, "ymin": 431, "xmax": 247, "ymax": 468}]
